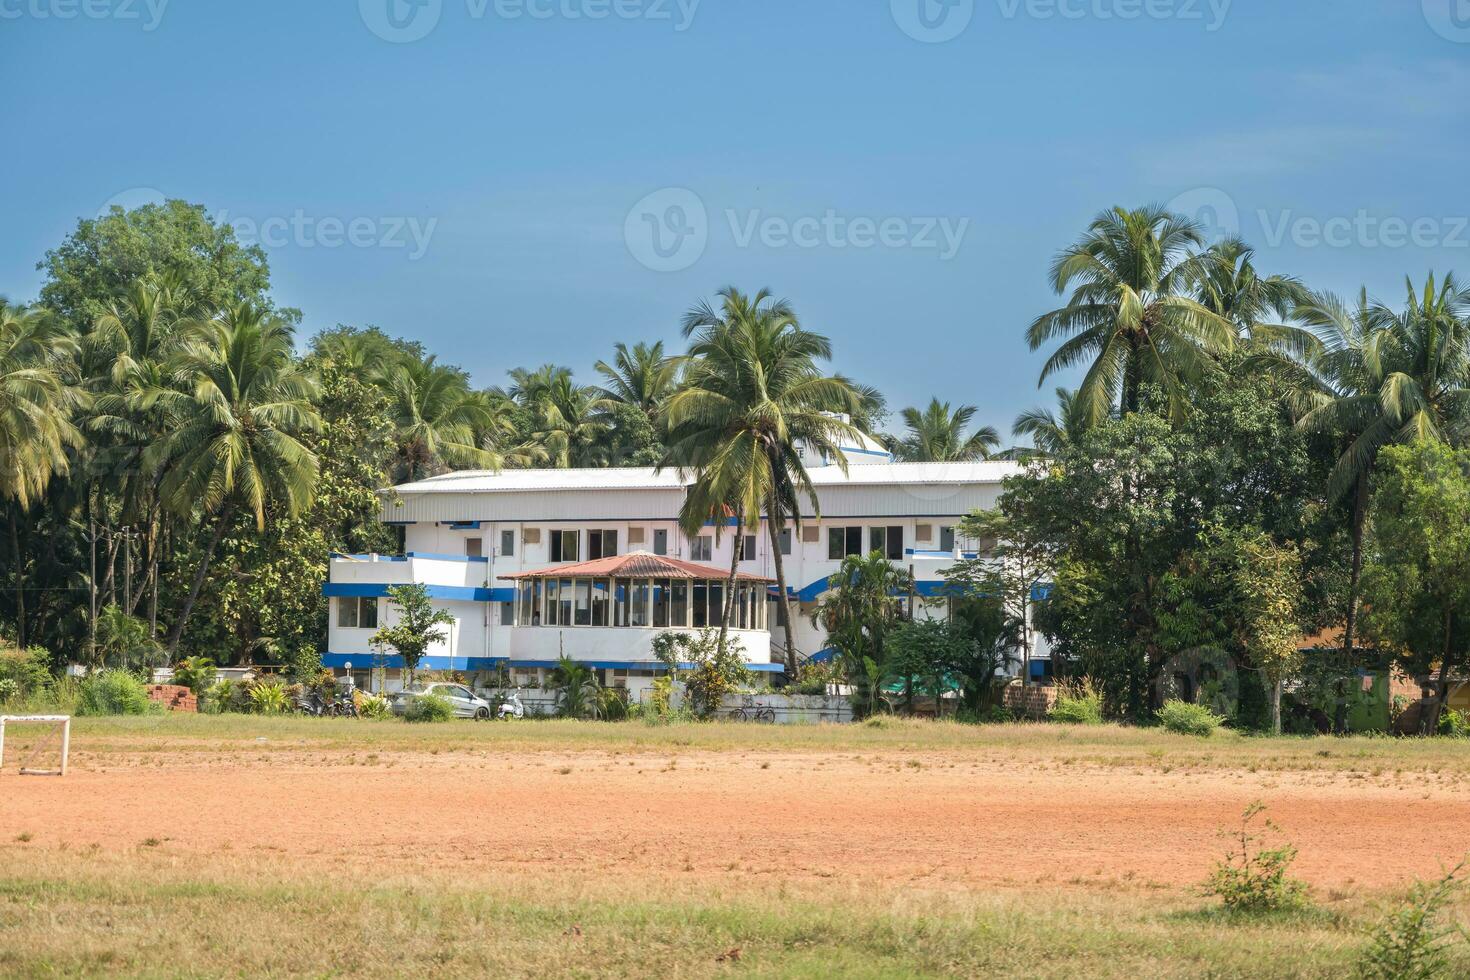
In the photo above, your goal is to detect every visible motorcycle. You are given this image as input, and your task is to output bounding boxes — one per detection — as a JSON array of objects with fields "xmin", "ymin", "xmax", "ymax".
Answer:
[{"xmin": 497, "ymin": 689, "xmax": 525, "ymax": 720}]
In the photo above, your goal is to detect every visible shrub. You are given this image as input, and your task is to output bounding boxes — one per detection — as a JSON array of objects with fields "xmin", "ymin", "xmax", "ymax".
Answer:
[
  {"xmin": 1358, "ymin": 860, "xmax": 1467, "ymax": 980},
  {"xmin": 1205, "ymin": 802, "xmax": 1308, "ymax": 914},
  {"xmin": 203, "ymin": 679, "xmax": 247, "ymax": 714},
  {"xmin": 355, "ymin": 691, "xmax": 392, "ymax": 720},
  {"xmin": 0, "ymin": 646, "xmax": 53, "ymax": 699},
  {"xmin": 596, "ymin": 686, "xmax": 629, "ymax": 721},
  {"xmin": 1159, "ymin": 699, "xmax": 1226, "ymax": 736},
  {"xmin": 171, "ymin": 657, "xmax": 215, "ymax": 695},
  {"xmin": 247, "ymin": 680, "xmax": 290, "ymax": 716},
  {"xmin": 0, "ymin": 678, "xmax": 19, "ymax": 704},
  {"xmin": 1051, "ymin": 679, "xmax": 1104, "ymax": 725},
  {"xmin": 956, "ymin": 704, "xmax": 1015, "ymax": 725},
  {"xmin": 404, "ymin": 692, "xmax": 454, "ymax": 723},
  {"xmin": 77, "ymin": 669, "xmax": 154, "ymax": 716},
  {"xmin": 1437, "ymin": 709, "xmax": 1470, "ymax": 739}
]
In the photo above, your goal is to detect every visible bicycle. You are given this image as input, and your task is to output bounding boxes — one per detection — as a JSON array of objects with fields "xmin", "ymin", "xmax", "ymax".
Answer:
[{"xmin": 730, "ymin": 707, "xmax": 776, "ymax": 723}]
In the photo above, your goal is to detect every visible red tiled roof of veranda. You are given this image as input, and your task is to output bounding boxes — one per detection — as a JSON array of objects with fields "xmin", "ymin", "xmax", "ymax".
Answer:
[{"xmin": 502, "ymin": 551, "xmax": 775, "ymax": 583}]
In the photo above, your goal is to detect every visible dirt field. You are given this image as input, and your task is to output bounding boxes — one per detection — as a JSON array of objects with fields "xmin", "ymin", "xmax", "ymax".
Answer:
[{"xmin": 5, "ymin": 716, "xmax": 1468, "ymax": 893}]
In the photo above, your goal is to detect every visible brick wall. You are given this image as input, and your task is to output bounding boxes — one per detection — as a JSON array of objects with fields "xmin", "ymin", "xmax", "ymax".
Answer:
[
  {"xmin": 1003, "ymin": 683, "xmax": 1057, "ymax": 720},
  {"xmin": 147, "ymin": 684, "xmax": 197, "ymax": 713}
]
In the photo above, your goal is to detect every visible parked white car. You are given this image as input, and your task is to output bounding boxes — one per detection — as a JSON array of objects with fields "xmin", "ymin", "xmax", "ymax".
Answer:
[{"xmin": 390, "ymin": 683, "xmax": 493, "ymax": 719}]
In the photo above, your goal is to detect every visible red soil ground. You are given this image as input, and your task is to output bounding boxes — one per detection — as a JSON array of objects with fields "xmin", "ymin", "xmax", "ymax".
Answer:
[{"xmin": 4, "ymin": 747, "xmax": 1466, "ymax": 892}]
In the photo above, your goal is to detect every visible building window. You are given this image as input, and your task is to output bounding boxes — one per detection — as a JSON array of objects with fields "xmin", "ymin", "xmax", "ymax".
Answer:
[
  {"xmin": 499, "ymin": 601, "xmax": 513, "ymax": 625},
  {"xmin": 690, "ymin": 536, "xmax": 713, "ymax": 562},
  {"xmin": 500, "ymin": 530, "xmax": 515, "ymax": 557},
  {"xmin": 940, "ymin": 526, "xmax": 956, "ymax": 552},
  {"xmin": 740, "ymin": 535, "xmax": 757, "ymax": 561},
  {"xmin": 653, "ymin": 529, "xmax": 668, "ymax": 556},
  {"xmin": 337, "ymin": 597, "xmax": 378, "ymax": 629},
  {"xmin": 465, "ymin": 537, "xmax": 483, "ymax": 559},
  {"xmin": 869, "ymin": 526, "xmax": 905, "ymax": 560},
  {"xmin": 778, "ymin": 529, "xmax": 792, "ymax": 556},
  {"xmin": 550, "ymin": 530, "xmax": 579, "ymax": 563},
  {"xmin": 827, "ymin": 527, "xmax": 864, "ymax": 560},
  {"xmin": 588, "ymin": 529, "xmax": 619, "ymax": 560}
]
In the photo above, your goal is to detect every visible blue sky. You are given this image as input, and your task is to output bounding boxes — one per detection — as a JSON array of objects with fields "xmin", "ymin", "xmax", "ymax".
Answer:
[{"xmin": 3, "ymin": 0, "xmax": 1468, "ymax": 440}]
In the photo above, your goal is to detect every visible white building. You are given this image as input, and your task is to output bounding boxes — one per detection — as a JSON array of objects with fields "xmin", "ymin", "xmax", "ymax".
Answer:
[{"xmin": 324, "ymin": 438, "xmax": 1047, "ymax": 696}]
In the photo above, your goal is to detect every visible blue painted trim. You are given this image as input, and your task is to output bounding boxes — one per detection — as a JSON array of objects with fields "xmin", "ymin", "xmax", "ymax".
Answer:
[
  {"xmin": 773, "ymin": 576, "xmax": 952, "ymax": 602},
  {"xmin": 905, "ymin": 549, "xmax": 979, "ymax": 560},
  {"xmin": 406, "ymin": 552, "xmax": 490, "ymax": 564},
  {"xmin": 322, "ymin": 583, "xmax": 513, "ymax": 602},
  {"xmin": 384, "ymin": 521, "xmax": 415, "ymax": 526},
  {"xmin": 321, "ymin": 654, "xmax": 784, "ymax": 674},
  {"xmin": 441, "ymin": 521, "xmax": 483, "ymax": 530},
  {"xmin": 331, "ymin": 553, "xmax": 408, "ymax": 562},
  {"xmin": 839, "ymin": 445, "xmax": 893, "ymax": 459},
  {"xmin": 807, "ymin": 648, "xmax": 839, "ymax": 664}
]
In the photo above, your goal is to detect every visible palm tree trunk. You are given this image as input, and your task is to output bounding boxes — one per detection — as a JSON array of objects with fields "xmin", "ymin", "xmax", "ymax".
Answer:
[
  {"xmin": 8, "ymin": 507, "xmax": 25, "ymax": 649},
  {"xmin": 1428, "ymin": 608, "xmax": 1457, "ymax": 735},
  {"xmin": 764, "ymin": 494, "xmax": 799, "ymax": 678},
  {"xmin": 718, "ymin": 506, "xmax": 743, "ymax": 655},
  {"xmin": 1343, "ymin": 470, "xmax": 1368, "ymax": 659},
  {"xmin": 165, "ymin": 502, "xmax": 235, "ymax": 656}
]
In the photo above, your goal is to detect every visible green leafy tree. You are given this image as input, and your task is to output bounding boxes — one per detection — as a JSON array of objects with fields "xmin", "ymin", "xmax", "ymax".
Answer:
[
  {"xmin": 370, "ymin": 583, "xmax": 455, "ymax": 690},
  {"xmin": 1026, "ymin": 205, "xmax": 1234, "ymax": 424},
  {"xmin": 1360, "ymin": 440, "xmax": 1470, "ymax": 734},
  {"xmin": 949, "ymin": 506, "xmax": 1053, "ymax": 685},
  {"xmin": 812, "ymin": 552, "xmax": 914, "ymax": 717},
  {"xmin": 378, "ymin": 355, "xmax": 506, "ymax": 481},
  {"xmin": 94, "ymin": 602, "xmax": 164, "ymax": 670},
  {"xmin": 652, "ymin": 629, "xmax": 753, "ymax": 718},
  {"xmin": 39, "ymin": 200, "xmax": 277, "ymax": 332},
  {"xmin": 594, "ymin": 340, "xmax": 676, "ymax": 421},
  {"xmin": 893, "ymin": 398, "xmax": 999, "ymax": 462}
]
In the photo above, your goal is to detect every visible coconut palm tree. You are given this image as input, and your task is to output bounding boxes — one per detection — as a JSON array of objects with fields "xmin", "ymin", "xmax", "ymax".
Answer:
[
  {"xmin": 1, "ymin": 300, "xmax": 83, "ymax": 646},
  {"xmin": 594, "ymin": 341, "xmax": 676, "ymax": 420},
  {"xmin": 665, "ymin": 287, "xmax": 863, "ymax": 672},
  {"xmin": 893, "ymin": 399, "xmax": 999, "ymax": 462},
  {"xmin": 530, "ymin": 372, "xmax": 612, "ymax": 468},
  {"xmin": 378, "ymin": 356, "xmax": 505, "ymax": 482},
  {"xmin": 1197, "ymin": 238, "xmax": 1311, "ymax": 347},
  {"xmin": 1011, "ymin": 387, "xmax": 1091, "ymax": 458},
  {"xmin": 550, "ymin": 655, "xmax": 602, "ymax": 719},
  {"xmin": 1026, "ymin": 206, "xmax": 1235, "ymax": 424},
  {"xmin": 148, "ymin": 302, "xmax": 322, "ymax": 654},
  {"xmin": 1286, "ymin": 274, "xmax": 1470, "ymax": 659}
]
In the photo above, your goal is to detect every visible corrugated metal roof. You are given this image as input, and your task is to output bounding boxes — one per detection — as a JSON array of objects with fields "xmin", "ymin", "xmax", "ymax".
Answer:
[
  {"xmin": 503, "ymin": 551, "xmax": 774, "ymax": 582},
  {"xmin": 386, "ymin": 461, "xmax": 1021, "ymax": 496}
]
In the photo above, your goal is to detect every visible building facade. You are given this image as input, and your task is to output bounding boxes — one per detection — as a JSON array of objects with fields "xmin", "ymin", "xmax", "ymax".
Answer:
[{"xmin": 323, "ymin": 441, "xmax": 1045, "ymax": 695}]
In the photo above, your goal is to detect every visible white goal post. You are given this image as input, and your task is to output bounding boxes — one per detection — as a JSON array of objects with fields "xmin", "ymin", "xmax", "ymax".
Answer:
[{"xmin": 0, "ymin": 715, "xmax": 71, "ymax": 776}]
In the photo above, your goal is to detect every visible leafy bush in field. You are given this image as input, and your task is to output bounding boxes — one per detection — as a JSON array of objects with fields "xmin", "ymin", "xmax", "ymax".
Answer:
[
  {"xmin": 404, "ymin": 692, "xmax": 453, "ymax": 723},
  {"xmin": 1159, "ymin": 699, "xmax": 1225, "ymax": 737},
  {"xmin": 247, "ymin": 680, "xmax": 290, "ymax": 715},
  {"xmin": 1206, "ymin": 803, "xmax": 1307, "ymax": 914},
  {"xmin": 77, "ymin": 669, "xmax": 154, "ymax": 716},
  {"xmin": 0, "ymin": 678, "xmax": 19, "ymax": 704},
  {"xmin": 1438, "ymin": 709, "xmax": 1470, "ymax": 739},
  {"xmin": 596, "ymin": 686, "xmax": 629, "ymax": 721},
  {"xmin": 0, "ymin": 646, "xmax": 53, "ymax": 699},
  {"xmin": 956, "ymin": 704, "xmax": 1016, "ymax": 725},
  {"xmin": 203, "ymin": 679, "xmax": 247, "ymax": 714},
  {"xmin": 1358, "ymin": 860, "xmax": 1467, "ymax": 980},
  {"xmin": 355, "ymin": 692, "xmax": 392, "ymax": 720},
  {"xmin": 1051, "ymin": 685, "xmax": 1104, "ymax": 725},
  {"xmin": 171, "ymin": 657, "xmax": 215, "ymax": 695}
]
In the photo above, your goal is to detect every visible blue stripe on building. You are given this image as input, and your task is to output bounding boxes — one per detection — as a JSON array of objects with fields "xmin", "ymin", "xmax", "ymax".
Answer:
[
  {"xmin": 322, "ymin": 583, "xmax": 515, "ymax": 602},
  {"xmin": 321, "ymin": 653, "xmax": 784, "ymax": 673}
]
